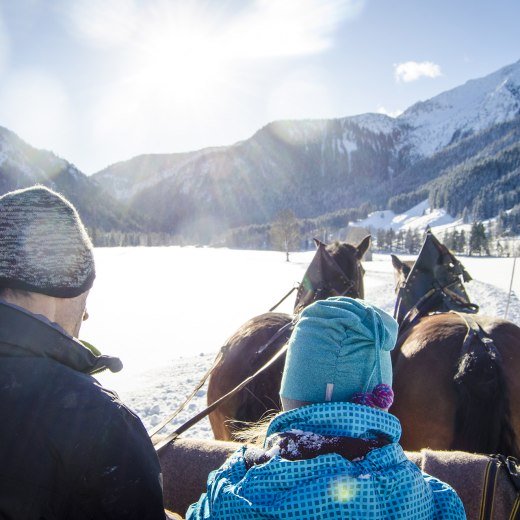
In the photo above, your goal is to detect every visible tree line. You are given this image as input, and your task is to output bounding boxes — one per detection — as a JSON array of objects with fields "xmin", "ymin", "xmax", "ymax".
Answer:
[{"xmin": 373, "ymin": 222, "xmax": 518, "ymax": 257}]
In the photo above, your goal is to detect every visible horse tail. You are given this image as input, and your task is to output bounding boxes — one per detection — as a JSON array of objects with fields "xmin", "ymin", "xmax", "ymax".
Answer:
[{"xmin": 452, "ymin": 324, "xmax": 519, "ymax": 458}]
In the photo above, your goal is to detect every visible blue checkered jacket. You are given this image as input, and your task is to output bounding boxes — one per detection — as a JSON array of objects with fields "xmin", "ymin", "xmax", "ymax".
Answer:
[{"xmin": 187, "ymin": 402, "xmax": 466, "ymax": 519}]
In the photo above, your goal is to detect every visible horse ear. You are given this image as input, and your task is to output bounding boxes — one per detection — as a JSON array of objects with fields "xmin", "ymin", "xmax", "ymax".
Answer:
[
  {"xmin": 313, "ymin": 238, "xmax": 325, "ymax": 249},
  {"xmin": 391, "ymin": 254, "xmax": 404, "ymax": 272},
  {"xmin": 356, "ymin": 235, "xmax": 371, "ymax": 259}
]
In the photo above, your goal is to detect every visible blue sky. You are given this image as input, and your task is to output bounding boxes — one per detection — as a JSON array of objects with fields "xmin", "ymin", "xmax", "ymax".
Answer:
[{"xmin": 0, "ymin": 0, "xmax": 518, "ymax": 173}]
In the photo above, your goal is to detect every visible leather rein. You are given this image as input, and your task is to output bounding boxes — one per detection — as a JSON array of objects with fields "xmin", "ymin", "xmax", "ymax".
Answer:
[{"xmin": 152, "ymin": 256, "xmax": 363, "ymax": 451}]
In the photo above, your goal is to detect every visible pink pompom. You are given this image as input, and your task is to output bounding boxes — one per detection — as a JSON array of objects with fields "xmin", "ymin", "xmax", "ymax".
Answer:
[{"xmin": 351, "ymin": 384, "xmax": 394, "ymax": 410}]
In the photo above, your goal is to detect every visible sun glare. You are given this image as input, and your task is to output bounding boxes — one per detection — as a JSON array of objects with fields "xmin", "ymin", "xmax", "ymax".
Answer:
[
  {"xmin": 63, "ymin": 0, "xmax": 361, "ymax": 168},
  {"xmin": 134, "ymin": 18, "xmax": 222, "ymax": 105}
]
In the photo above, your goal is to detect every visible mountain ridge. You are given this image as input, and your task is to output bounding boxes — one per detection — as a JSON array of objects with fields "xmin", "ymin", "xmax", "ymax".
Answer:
[{"xmin": 1, "ymin": 59, "xmax": 520, "ymax": 244}]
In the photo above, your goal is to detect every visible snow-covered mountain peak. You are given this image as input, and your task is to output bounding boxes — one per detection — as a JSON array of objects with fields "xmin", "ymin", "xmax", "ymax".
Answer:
[
  {"xmin": 346, "ymin": 113, "xmax": 398, "ymax": 135},
  {"xmin": 399, "ymin": 60, "xmax": 520, "ymax": 157}
]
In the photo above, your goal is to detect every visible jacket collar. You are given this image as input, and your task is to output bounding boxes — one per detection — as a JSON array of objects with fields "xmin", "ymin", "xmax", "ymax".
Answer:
[
  {"xmin": 0, "ymin": 301, "xmax": 122, "ymax": 375},
  {"xmin": 267, "ymin": 402, "xmax": 401, "ymax": 443},
  {"xmin": 264, "ymin": 402, "xmax": 406, "ymax": 473}
]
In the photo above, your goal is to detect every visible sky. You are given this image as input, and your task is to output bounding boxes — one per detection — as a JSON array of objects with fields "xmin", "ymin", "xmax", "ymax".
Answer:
[{"xmin": 0, "ymin": 0, "xmax": 519, "ymax": 174}]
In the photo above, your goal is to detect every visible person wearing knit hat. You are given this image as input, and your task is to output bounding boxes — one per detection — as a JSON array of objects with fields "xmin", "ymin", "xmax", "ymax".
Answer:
[
  {"xmin": 188, "ymin": 297, "xmax": 466, "ymax": 520},
  {"xmin": 0, "ymin": 186, "xmax": 167, "ymax": 519}
]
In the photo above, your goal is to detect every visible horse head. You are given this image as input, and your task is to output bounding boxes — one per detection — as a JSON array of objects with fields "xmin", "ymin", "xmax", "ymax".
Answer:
[
  {"xmin": 392, "ymin": 231, "xmax": 478, "ymax": 327},
  {"xmin": 391, "ymin": 254, "xmax": 413, "ymax": 293},
  {"xmin": 294, "ymin": 236, "xmax": 370, "ymax": 313}
]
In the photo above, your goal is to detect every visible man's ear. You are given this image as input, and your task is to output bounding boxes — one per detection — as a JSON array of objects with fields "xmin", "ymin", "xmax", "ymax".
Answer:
[{"xmin": 356, "ymin": 235, "xmax": 371, "ymax": 259}]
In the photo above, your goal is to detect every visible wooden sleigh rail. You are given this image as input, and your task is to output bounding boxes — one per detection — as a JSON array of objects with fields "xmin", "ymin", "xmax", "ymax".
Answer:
[{"xmin": 158, "ymin": 438, "xmax": 519, "ymax": 520}]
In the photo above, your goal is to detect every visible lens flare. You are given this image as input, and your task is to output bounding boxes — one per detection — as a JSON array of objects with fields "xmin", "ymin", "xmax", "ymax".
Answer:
[{"xmin": 330, "ymin": 475, "xmax": 358, "ymax": 503}]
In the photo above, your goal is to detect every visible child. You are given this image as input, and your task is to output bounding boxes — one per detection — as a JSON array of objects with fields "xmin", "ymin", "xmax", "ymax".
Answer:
[{"xmin": 187, "ymin": 297, "xmax": 466, "ymax": 519}]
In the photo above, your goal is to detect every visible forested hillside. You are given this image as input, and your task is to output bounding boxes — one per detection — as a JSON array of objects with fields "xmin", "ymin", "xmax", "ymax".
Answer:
[{"xmin": 430, "ymin": 142, "xmax": 520, "ymax": 220}]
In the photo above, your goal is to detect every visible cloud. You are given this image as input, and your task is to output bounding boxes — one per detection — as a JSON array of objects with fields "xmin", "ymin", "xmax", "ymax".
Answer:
[
  {"xmin": 377, "ymin": 106, "xmax": 403, "ymax": 118},
  {"xmin": 69, "ymin": 0, "xmax": 365, "ymax": 58},
  {"xmin": 225, "ymin": 0, "xmax": 366, "ymax": 58},
  {"xmin": 394, "ymin": 61, "xmax": 442, "ymax": 83}
]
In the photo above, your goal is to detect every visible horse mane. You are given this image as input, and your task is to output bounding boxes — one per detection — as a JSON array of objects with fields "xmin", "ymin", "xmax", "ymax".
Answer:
[{"xmin": 452, "ymin": 331, "xmax": 519, "ymax": 458}]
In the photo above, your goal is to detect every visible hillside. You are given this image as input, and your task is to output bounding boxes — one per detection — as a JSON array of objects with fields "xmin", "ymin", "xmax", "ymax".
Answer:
[
  {"xmin": 0, "ymin": 126, "xmax": 145, "ymax": 234},
  {"xmin": 93, "ymin": 59, "xmax": 520, "ymax": 241}
]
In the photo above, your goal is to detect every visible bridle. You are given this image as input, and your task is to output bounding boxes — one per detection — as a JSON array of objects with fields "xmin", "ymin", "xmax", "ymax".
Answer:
[
  {"xmin": 294, "ymin": 245, "xmax": 364, "ymax": 313},
  {"xmin": 395, "ymin": 277, "xmax": 479, "ymax": 335}
]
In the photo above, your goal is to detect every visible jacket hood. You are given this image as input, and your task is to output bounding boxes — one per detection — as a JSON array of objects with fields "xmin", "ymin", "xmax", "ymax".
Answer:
[{"xmin": 0, "ymin": 302, "xmax": 122, "ymax": 374}]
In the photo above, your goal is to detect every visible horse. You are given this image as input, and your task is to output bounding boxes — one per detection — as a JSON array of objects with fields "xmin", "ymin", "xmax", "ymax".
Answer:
[
  {"xmin": 207, "ymin": 236, "xmax": 370, "ymax": 441},
  {"xmin": 390, "ymin": 237, "xmax": 520, "ymax": 459}
]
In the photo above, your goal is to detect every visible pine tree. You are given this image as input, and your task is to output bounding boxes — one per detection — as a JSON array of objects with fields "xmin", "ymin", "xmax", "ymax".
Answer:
[
  {"xmin": 469, "ymin": 222, "xmax": 488, "ymax": 256},
  {"xmin": 386, "ymin": 228, "xmax": 396, "ymax": 251},
  {"xmin": 459, "ymin": 230, "xmax": 467, "ymax": 254},
  {"xmin": 412, "ymin": 229, "xmax": 421, "ymax": 253},
  {"xmin": 451, "ymin": 230, "xmax": 460, "ymax": 252},
  {"xmin": 376, "ymin": 229, "xmax": 386, "ymax": 251},
  {"xmin": 444, "ymin": 231, "xmax": 454, "ymax": 251},
  {"xmin": 404, "ymin": 229, "xmax": 413, "ymax": 253}
]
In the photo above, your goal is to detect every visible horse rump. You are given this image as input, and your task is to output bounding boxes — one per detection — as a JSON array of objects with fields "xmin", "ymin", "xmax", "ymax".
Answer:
[{"xmin": 452, "ymin": 333, "xmax": 519, "ymax": 458}]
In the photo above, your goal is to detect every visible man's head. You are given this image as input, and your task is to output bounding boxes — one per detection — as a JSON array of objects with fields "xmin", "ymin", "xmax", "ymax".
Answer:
[{"xmin": 0, "ymin": 186, "xmax": 95, "ymax": 336}]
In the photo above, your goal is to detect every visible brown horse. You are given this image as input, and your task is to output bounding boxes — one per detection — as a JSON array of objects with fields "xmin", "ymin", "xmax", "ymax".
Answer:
[
  {"xmin": 207, "ymin": 237, "xmax": 370, "ymax": 440},
  {"xmin": 391, "ymin": 250, "xmax": 520, "ymax": 458}
]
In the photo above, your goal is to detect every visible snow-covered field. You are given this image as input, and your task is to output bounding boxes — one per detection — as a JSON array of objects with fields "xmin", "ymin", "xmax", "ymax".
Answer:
[{"xmin": 81, "ymin": 247, "xmax": 520, "ymax": 439}]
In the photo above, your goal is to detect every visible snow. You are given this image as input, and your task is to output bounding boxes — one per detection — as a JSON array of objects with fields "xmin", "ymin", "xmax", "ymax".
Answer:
[
  {"xmin": 347, "ymin": 113, "xmax": 397, "ymax": 135},
  {"xmin": 399, "ymin": 60, "xmax": 520, "ymax": 157},
  {"xmin": 82, "ymin": 247, "xmax": 520, "ymax": 440},
  {"xmin": 354, "ymin": 199, "xmax": 457, "ymax": 233}
]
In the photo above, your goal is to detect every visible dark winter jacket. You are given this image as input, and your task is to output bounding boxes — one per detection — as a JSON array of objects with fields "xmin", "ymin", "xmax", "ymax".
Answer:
[{"xmin": 0, "ymin": 301, "xmax": 165, "ymax": 519}]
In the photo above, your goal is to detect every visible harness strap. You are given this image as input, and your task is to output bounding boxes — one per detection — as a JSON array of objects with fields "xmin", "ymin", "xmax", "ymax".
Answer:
[
  {"xmin": 480, "ymin": 458, "xmax": 500, "ymax": 520},
  {"xmin": 255, "ymin": 320, "xmax": 295, "ymax": 356},
  {"xmin": 398, "ymin": 288, "xmax": 442, "ymax": 334},
  {"xmin": 269, "ymin": 284, "xmax": 300, "ymax": 312},
  {"xmin": 397, "ymin": 277, "xmax": 479, "ymax": 335},
  {"xmin": 451, "ymin": 312, "xmax": 499, "ymax": 359},
  {"xmin": 151, "ymin": 319, "xmax": 294, "ymax": 444},
  {"xmin": 511, "ymin": 496, "xmax": 520, "ymax": 520},
  {"xmin": 479, "ymin": 454, "xmax": 520, "ymax": 520},
  {"xmin": 149, "ymin": 347, "xmax": 225, "ymax": 440},
  {"xmin": 150, "ymin": 286, "xmax": 298, "ymax": 442},
  {"xmin": 154, "ymin": 340, "xmax": 290, "ymax": 452}
]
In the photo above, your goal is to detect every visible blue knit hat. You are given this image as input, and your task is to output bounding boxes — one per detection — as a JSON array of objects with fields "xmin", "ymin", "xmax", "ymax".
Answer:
[{"xmin": 280, "ymin": 297, "xmax": 398, "ymax": 404}]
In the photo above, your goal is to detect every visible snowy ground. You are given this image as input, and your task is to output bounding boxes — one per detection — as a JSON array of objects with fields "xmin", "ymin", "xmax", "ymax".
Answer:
[{"xmin": 81, "ymin": 247, "xmax": 520, "ymax": 440}]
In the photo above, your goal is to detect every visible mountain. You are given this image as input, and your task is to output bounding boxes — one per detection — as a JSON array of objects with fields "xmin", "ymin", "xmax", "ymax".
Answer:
[
  {"xmin": 0, "ymin": 126, "xmax": 144, "ymax": 233},
  {"xmin": 93, "ymin": 60, "xmax": 520, "ymax": 241}
]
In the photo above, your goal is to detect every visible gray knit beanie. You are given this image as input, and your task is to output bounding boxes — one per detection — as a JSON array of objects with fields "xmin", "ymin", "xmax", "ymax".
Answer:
[{"xmin": 0, "ymin": 185, "xmax": 95, "ymax": 297}]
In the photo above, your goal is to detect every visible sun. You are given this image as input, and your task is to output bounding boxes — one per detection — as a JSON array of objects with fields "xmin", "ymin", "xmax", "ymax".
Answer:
[{"xmin": 128, "ymin": 3, "xmax": 226, "ymax": 107}]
